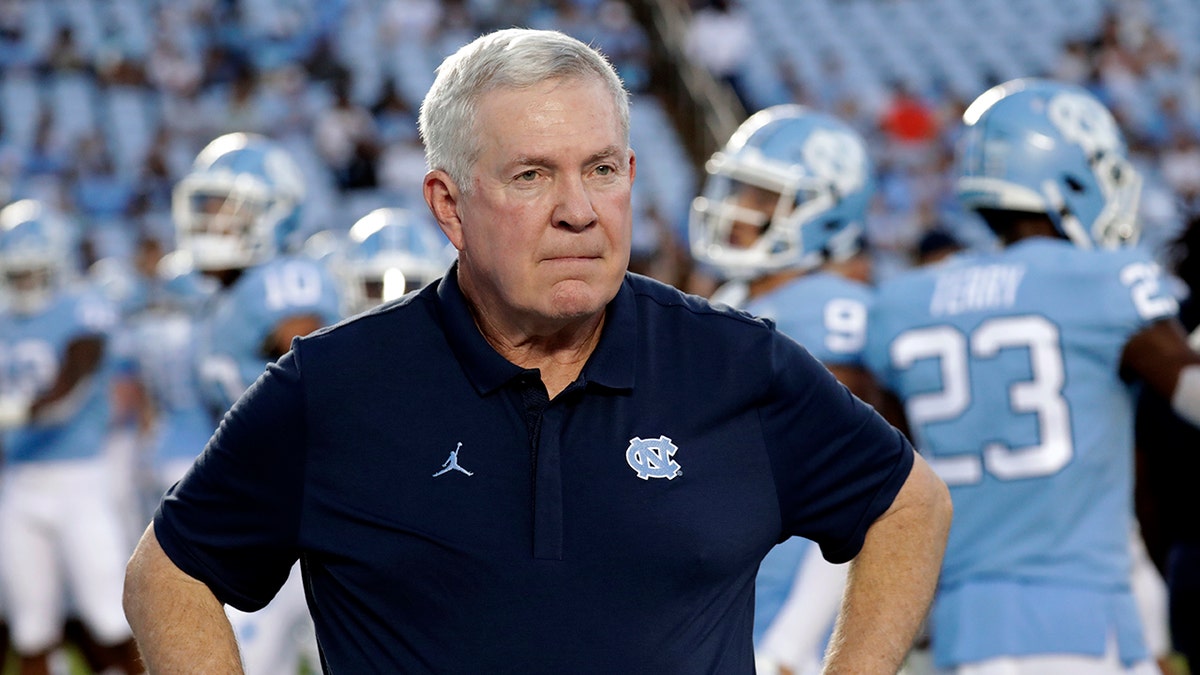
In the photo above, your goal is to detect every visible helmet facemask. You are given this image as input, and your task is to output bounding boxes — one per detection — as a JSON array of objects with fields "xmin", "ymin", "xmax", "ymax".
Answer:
[
  {"xmin": 174, "ymin": 172, "xmax": 282, "ymax": 271},
  {"xmin": 0, "ymin": 200, "xmax": 72, "ymax": 315},
  {"xmin": 689, "ymin": 107, "xmax": 872, "ymax": 281},
  {"xmin": 3, "ymin": 264, "xmax": 56, "ymax": 315},
  {"xmin": 690, "ymin": 153, "xmax": 835, "ymax": 280}
]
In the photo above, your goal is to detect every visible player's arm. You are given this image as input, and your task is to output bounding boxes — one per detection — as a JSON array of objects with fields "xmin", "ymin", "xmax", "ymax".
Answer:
[
  {"xmin": 822, "ymin": 452, "xmax": 952, "ymax": 674},
  {"xmin": 1121, "ymin": 317, "xmax": 1200, "ymax": 427},
  {"xmin": 124, "ymin": 523, "xmax": 245, "ymax": 674},
  {"xmin": 261, "ymin": 314, "xmax": 327, "ymax": 360},
  {"xmin": 27, "ymin": 334, "xmax": 104, "ymax": 422},
  {"xmin": 873, "ymin": 387, "xmax": 913, "ymax": 441},
  {"xmin": 826, "ymin": 364, "xmax": 882, "ymax": 411}
]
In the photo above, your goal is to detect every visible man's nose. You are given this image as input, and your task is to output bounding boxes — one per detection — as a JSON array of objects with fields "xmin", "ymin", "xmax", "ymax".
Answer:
[{"xmin": 553, "ymin": 175, "xmax": 598, "ymax": 232}]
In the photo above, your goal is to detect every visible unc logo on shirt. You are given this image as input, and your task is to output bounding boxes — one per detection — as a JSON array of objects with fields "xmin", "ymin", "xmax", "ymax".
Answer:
[{"xmin": 625, "ymin": 435, "xmax": 682, "ymax": 480}]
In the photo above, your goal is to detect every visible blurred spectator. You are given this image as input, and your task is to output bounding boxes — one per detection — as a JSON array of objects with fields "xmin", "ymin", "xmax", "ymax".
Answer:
[
  {"xmin": 314, "ymin": 76, "xmax": 381, "ymax": 191},
  {"xmin": 147, "ymin": 33, "xmax": 204, "ymax": 97},
  {"xmin": 135, "ymin": 127, "xmax": 181, "ymax": 215},
  {"xmin": 160, "ymin": 84, "xmax": 217, "ymax": 150},
  {"xmin": 685, "ymin": 0, "xmax": 753, "ymax": 111},
  {"xmin": 22, "ymin": 110, "xmax": 71, "ymax": 179},
  {"xmin": 629, "ymin": 201, "xmax": 687, "ymax": 286},
  {"xmin": 0, "ymin": 0, "xmax": 36, "ymax": 70},
  {"xmin": 531, "ymin": 0, "xmax": 591, "ymax": 36},
  {"xmin": 215, "ymin": 61, "xmax": 268, "ymax": 136},
  {"xmin": 879, "ymin": 81, "xmax": 939, "ymax": 154},
  {"xmin": 592, "ymin": 0, "xmax": 651, "ymax": 94},
  {"xmin": 380, "ymin": 0, "xmax": 443, "ymax": 44},
  {"xmin": 301, "ymin": 33, "xmax": 349, "ymax": 84},
  {"xmin": 93, "ymin": 26, "xmax": 148, "ymax": 88},
  {"xmin": 46, "ymin": 25, "xmax": 89, "ymax": 74},
  {"xmin": 428, "ymin": 0, "xmax": 477, "ymax": 62},
  {"xmin": 371, "ymin": 77, "xmax": 418, "ymax": 145},
  {"xmin": 915, "ymin": 227, "xmax": 964, "ymax": 267},
  {"xmin": 1053, "ymin": 39, "xmax": 1092, "ymax": 86},
  {"xmin": 69, "ymin": 132, "xmax": 137, "ymax": 259},
  {"xmin": 1160, "ymin": 131, "xmax": 1200, "ymax": 216},
  {"xmin": 259, "ymin": 64, "xmax": 319, "ymax": 141},
  {"xmin": 198, "ymin": 39, "xmax": 244, "ymax": 90},
  {"xmin": 0, "ymin": 118, "xmax": 18, "ymax": 204},
  {"xmin": 377, "ymin": 135, "xmax": 426, "ymax": 205},
  {"xmin": 1142, "ymin": 93, "xmax": 1197, "ymax": 150},
  {"xmin": 239, "ymin": 0, "xmax": 330, "ymax": 72}
]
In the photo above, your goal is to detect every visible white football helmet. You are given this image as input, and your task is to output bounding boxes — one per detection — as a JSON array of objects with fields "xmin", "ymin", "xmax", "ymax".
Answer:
[
  {"xmin": 0, "ymin": 199, "xmax": 76, "ymax": 314},
  {"xmin": 173, "ymin": 132, "xmax": 306, "ymax": 271},
  {"xmin": 957, "ymin": 78, "xmax": 1142, "ymax": 249},
  {"xmin": 336, "ymin": 208, "xmax": 452, "ymax": 314},
  {"xmin": 689, "ymin": 105, "xmax": 874, "ymax": 280}
]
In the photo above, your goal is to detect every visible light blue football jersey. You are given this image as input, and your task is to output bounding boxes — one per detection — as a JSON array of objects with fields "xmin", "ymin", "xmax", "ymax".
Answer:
[
  {"xmin": 122, "ymin": 308, "xmax": 212, "ymax": 468},
  {"xmin": 732, "ymin": 271, "xmax": 872, "ymax": 651},
  {"xmin": 0, "ymin": 286, "xmax": 118, "ymax": 463},
  {"xmin": 743, "ymin": 271, "xmax": 874, "ymax": 368},
  {"xmin": 196, "ymin": 255, "xmax": 343, "ymax": 415},
  {"xmin": 863, "ymin": 237, "xmax": 1178, "ymax": 667}
]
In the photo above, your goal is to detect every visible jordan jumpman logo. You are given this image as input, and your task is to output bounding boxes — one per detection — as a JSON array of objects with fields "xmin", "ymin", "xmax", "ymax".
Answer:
[{"xmin": 433, "ymin": 442, "xmax": 474, "ymax": 477}]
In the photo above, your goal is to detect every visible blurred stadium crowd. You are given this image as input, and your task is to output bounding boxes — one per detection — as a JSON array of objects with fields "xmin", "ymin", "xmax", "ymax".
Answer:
[
  {"xmin": 2, "ymin": 0, "xmax": 1200, "ymax": 672},
  {"xmin": 1, "ymin": 0, "xmax": 1199, "ymax": 282}
]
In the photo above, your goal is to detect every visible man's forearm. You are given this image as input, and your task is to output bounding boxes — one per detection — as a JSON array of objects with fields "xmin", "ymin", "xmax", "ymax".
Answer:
[
  {"xmin": 124, "ymin": 524, "xmax": 245, "ymax": 674},
  {"xmin": 822, "ymin": 454, "xmax": 952, "ymax": 674}
]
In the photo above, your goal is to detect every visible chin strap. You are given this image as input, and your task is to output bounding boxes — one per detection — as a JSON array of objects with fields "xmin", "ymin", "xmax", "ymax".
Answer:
[
  {"xmin": 1170, "ymin": 363, "xmax": 1200, "ymax": 429},
  {"xmin": 1041, "ymin": 180, "xmax": 1093, "ymax": 249}
]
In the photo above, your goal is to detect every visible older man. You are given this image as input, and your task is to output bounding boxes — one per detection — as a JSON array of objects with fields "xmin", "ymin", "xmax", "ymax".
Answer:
[{"xmin": 123, "ymin": 28, "xmax": 950, "ymax": 673}]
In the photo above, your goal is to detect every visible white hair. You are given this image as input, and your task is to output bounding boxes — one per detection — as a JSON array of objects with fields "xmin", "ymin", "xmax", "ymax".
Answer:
[{"xmin": 417, "ymin": 28, "xmax": 631, "ymax": 192}]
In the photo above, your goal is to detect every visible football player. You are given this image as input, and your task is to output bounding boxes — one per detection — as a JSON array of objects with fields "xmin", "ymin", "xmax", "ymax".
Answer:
[
  {"xmin": 171, "ymin": 132, "xmax": 344, "ymax": 675},
  {"xmin": 863, "ymin": 78, "xmax": 1200, "ymax": 674},
  {"xmin": 0, "ymin": 200, "xmax": 142, "ymax": 674},
  {"xmin": 334, "ymin": 206, "xmax": 454, "ymax": 316},
  {"xmin": 689, "ymin": 104, "xmax": 878, "ymax": 675},
  {"xmin": 110, "ymin": 240, "xmax": 215, "ymax": 506}
]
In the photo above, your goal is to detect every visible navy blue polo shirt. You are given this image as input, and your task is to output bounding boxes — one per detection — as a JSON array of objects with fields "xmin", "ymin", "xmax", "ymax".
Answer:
[{"xmin": 154, "ymin": 270, "xmax": 914, "ymax": 673}]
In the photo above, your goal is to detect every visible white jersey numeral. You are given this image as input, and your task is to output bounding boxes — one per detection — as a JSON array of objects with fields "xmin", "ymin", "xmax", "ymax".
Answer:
[
  {"xmin": 0, "ymin": 339, "xmax": 58, "ymax": 397},
  {"xmin": 890, "ymin": 315, "xmax": 1072, "ymax": 485},
  {"xmin": 823, "ymin": 298, "xmax": 867, "ymax": 354},
  {"xmin": 263, "ymin": 261, "xmax": 324, "ymax": 311},
  {"xmin": 1119, "ymin": 262, "xmax": 1177, "ymax": 320}
]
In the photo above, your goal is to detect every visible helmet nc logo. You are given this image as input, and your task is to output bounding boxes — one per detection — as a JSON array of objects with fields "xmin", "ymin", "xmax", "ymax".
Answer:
[
  {"xmin": 626, "ymin": 436, "xmax": 682, "ymax": 480},
  {"xmin": 1048, "ymin": 92, "xmax": 1120, "ymax": 157},
  {"xmin": 803, "ymin": 129, "xmax": 867, "ymax": 194}
]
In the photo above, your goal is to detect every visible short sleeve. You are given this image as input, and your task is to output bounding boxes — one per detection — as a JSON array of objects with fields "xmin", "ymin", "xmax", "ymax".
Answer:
[
  {"xmin": 760, "ymin": 331, "xmax": 914, "ymax": 563},
  {"xmin": 1105, "ymin": 248, "xmax": 1179, "ymax": 329},
  {"xmin": 153, "ymin": 346, "xmax": 310, "ymax": 611},
  {"xmin": 74, "ymin": 291, "xmax": 117, "ymax": 337}
]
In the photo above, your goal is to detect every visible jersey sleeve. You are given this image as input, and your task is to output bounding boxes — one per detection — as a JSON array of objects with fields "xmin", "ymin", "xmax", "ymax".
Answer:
[
  {"xmin": 861, "ymin": 284, "xmax": 904, "ymax": 399},
  {"xmin": 811, "ymin": 282, "xmax": 873, "ymax": 367},
  {"xmin": 71, "ymin": 291, "xmax": 118, "ymax": 338},
  {"xmin": 760, "ymin": 330, "xmax": 915, "ymax": 563},
  {"xmin": 153, "ymin": 344, "xmax": 309, "ymax": 611},
  {"xmin": 1102, "ymin": 248, "xmax": 1179, "ymax": 333}
]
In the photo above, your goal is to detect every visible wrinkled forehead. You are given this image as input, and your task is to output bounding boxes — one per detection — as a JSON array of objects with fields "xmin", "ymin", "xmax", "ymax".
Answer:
[{"xmin": 478, "ymin": 76, "xmax": 626, "ymax": 137}]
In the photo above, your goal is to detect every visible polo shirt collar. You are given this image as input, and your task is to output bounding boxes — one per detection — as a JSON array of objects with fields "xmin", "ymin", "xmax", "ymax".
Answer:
[{"xmin": 435, "ymin": 263, "xmax": 636, "ymax": 396}]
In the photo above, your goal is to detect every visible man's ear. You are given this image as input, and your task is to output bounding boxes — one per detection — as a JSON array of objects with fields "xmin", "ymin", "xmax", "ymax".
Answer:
[{"xmin": 424, "ymin": 169, "xmax": 465, "ymax": 251}]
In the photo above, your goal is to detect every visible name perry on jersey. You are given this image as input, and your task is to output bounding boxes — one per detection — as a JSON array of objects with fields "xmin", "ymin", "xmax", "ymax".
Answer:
[{"xmin": 929, "ymin": 264, "xmax": 1026, "ymax": 317}]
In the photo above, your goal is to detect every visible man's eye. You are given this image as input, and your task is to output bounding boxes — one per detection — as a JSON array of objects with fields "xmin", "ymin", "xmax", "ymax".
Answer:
[
  {"xmin": 595, "ymin": 165, "xmax": 613, "ymax": 176},
  {"xmin": 518, "ymin": 170, "xmax": 538, "ymax": 181}
]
